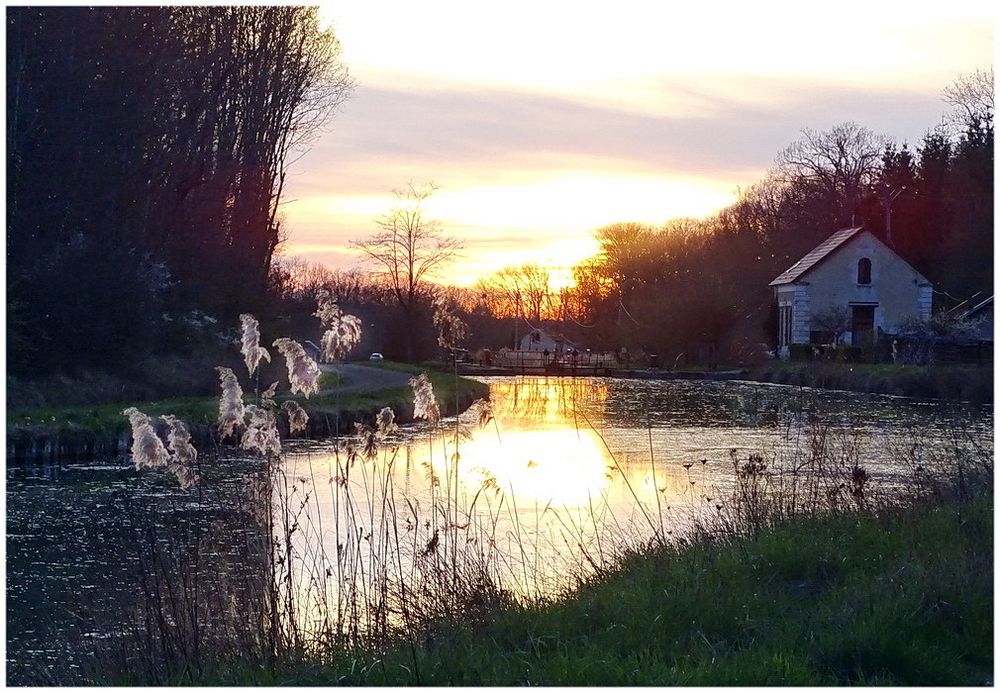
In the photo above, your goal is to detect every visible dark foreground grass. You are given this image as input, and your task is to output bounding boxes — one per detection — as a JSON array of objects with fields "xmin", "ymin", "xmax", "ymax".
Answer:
[{"xmin": 198, "ymin": 497, "xmax": 992, "ymax": 686}]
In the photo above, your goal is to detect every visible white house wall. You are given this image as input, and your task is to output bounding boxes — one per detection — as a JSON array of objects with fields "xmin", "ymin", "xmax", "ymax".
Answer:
[{"xmin": 801, "ymin": 232, "xmax": 931, "ymax": 337}]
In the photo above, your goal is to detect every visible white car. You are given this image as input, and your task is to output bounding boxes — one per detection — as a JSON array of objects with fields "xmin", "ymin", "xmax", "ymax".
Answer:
[{"xmin": 369, "ymin": 352, "xmax": 384, "ymax": 362}]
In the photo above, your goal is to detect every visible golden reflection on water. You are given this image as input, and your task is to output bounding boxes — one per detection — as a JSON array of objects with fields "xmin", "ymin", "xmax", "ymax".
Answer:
[
  {"xmin": 428, "ymin": 428, "xmax": 611, "ymax": 508},
  {"xmin": 487, "ymin": 377, "xmax": 609, "ymax": 428},
  {"xmin": 280, "ymin": 376, "xmax": 707, "ymax": 607}
]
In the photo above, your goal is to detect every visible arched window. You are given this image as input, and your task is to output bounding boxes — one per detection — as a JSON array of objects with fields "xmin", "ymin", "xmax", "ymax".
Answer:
[{"xmin": 857, "ymin": 257, "xmax": 871, "ymax": 284}]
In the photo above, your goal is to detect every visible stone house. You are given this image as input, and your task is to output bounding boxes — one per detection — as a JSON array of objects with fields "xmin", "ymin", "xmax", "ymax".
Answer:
[{"xmin": 769, "ymin": 227, "xmax": 933, "ymax": 357}]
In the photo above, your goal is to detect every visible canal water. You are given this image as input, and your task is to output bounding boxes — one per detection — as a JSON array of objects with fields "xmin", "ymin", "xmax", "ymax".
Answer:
[{"xmin": 6, "ymin": 376, "xmax": 992, "ymax": 683}]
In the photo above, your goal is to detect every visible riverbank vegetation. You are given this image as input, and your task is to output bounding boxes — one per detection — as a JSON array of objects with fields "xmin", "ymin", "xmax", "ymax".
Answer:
[
  {"xmin": 745, "ymin": 361, "xmax": 993, "ymax": 405},
  {"xmin": 6, "ymin": 361, "xmax": 485, "ymax": 459}
]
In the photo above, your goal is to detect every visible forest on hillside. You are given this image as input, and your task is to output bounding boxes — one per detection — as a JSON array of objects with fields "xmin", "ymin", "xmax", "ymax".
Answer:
[{"xmin": 5, "ymin": 5, "xmax": 993, "ymax": 384}]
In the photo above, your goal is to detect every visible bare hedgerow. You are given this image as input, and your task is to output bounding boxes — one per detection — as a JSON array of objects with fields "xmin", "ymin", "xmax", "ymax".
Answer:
[
  {"xmin": 215, "ymin": 366, "xmax": 246, "ymax": 439},
  {"xmin": 122, "ymin": 407, "xmax": 169, "ymax": 470},
  {"xmin": 239, "ymin": 313, "xmax": 271, "ymax": 376},
  {"xmin": 273, "ymin": 337, "xmax": 321, "ymax": 398},
  {"xmin": 282, "ymin": 400, "xmax": 309, "ymax": 435}
]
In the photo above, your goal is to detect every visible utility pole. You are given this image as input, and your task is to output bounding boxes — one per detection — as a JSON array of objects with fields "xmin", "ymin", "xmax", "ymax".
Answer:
[{"xmin": 882, "ymin": 185, "xmax": 905, "ymax": 248}]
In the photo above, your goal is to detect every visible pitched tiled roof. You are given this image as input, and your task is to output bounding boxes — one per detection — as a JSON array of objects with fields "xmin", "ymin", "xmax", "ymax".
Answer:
[{"xmin": 769, "ymin": 226, "xmax": 863, "ymax": 286}]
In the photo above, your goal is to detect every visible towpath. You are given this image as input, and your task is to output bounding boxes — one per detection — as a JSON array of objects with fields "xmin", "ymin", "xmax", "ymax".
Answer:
[{"xmin": 317, "ymin": 362, "xmax": 413, "ymax": 396}]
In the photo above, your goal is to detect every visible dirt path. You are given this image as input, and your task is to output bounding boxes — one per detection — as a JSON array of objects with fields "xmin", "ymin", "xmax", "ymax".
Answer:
[{"xmin": 317, "ymin": 362, "xmax": 413, "ymax": 395}]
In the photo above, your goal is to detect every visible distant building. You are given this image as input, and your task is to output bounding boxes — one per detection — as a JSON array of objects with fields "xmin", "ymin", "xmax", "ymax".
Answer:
[
  {"xmin": 769, "ymin": 227, "xmax": 933, "ymax": 357},
  {"xmin": 517, "ymin": 327, "xmax": 577, "ymax": 353}
]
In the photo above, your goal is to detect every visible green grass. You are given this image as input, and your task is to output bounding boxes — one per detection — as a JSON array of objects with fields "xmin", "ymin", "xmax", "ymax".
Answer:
[
  {"xmin": 317, "ymin": 370, "xmax": 344, "ymax": 389},
  {"xmin": 7, "ymin": 361, "xmax": 486, "ymax": 439},
  {"xmin": 748, "ymin": 361, "xmax": 993, "ymax": 404},
  {"xmin": 6, "ymin": 396, "xmax": 219, "ymax": 437},
  {"xmin": 198, "ymin": 497, "xmax": 993, "ymax": 686},
  {"xmin": 298, "ymin": 362, "xmax": 488, "ymax": 422}
]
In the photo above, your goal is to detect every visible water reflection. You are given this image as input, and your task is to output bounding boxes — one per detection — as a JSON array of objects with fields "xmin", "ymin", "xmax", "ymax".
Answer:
[
  {"xmin": 487, "ymin": 377, "xmax": 609, "ymax": 428},
  {"xmin": 281, "ymin": 375, "xmax": 992, "ymax": 605}
]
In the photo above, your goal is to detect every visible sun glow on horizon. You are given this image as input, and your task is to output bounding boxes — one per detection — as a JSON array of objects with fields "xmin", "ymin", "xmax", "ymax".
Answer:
[
  {"xmin": 282, "ymin": 172, "xmax": 736, "ymax": 286},
  {"xmin": 297, "ymin": 1, "xmax": 994, "ymax": 288}
]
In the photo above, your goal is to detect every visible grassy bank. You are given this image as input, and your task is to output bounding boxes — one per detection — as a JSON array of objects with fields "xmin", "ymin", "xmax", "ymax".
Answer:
[
  {"xmin": 746, "ymin": 361, "xmax": 993, "ymax": 404},
  {"xmin": 6, "ymin": 362, "xmax": 487, "ymax": 460},
  {"xmin": 198, "ymin": 496, "xmax": 992, "ymax": 686},
  {"xmin": 290, "ymin": 363, "xmax": 488, "ymax": 437}
]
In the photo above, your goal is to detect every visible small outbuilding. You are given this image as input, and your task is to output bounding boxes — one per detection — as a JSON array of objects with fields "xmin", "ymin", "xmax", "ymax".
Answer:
[
  {"xmin": 769, "ymin": 227, "xmax": 933, "ymax": 357},
  {"xmin": 517, "ymin": 327, "xmax": 577, "ymax": 354}
]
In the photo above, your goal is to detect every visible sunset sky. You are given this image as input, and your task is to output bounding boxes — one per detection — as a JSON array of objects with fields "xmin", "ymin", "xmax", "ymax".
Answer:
[{"xmin": 282, "ymin": 1, "xmax": 994, "ymax": 286}]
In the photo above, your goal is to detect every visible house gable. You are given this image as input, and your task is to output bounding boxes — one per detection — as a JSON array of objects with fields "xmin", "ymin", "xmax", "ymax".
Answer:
[
  {"xmin": 770, "ymin": 228, "xmax": 931, "ymax": 288},
  {"xmin": 770, "ymin": 228, "xmax": 934, "ymax": 351}
]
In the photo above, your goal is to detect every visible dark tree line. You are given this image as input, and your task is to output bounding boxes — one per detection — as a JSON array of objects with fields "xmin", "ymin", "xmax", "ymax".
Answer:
[{"xmin": 7, "ymin": 7, "xmax": 351, "ymax": 376}]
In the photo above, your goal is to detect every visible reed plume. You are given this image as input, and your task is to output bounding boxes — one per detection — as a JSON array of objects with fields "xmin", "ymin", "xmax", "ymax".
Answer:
[
  {"xmin": 261, "ymin": 381, "xmax": 279, "ymax": 407},
  {"xmin": 161, "ymin": 414, "xmax": 197, "ymax": 466},
  {"xmin": 239, "ymin": 313, "xmax": 271, "ymax": 376},
  {"xmin": 166, "ymin": 463, "xmax": 200, "ymax": 490},
  {"xmin": 282, "ymin": 400, "xmax": 309, "ymax": 435},
  {"xmin": 320, "ymin": 314, "xmax": 363, "ymax": 362},
  {"xmin": 162, "ymin": 415, "xmax": 200, "ymax": 489},
  {"xmin": 314, "ymin": 289, "xmax": 363, "ymax": 362},
  {"xmin": 272, "ymin": 338, "xmax": 321, "ymax": 398},
  {"xmin": 432, "ymin": 295, "xmax": 469, "ymax": 350},
  {"xmin": 354, "ymin": 422, "xmax": 380, "ymax": 460},
  {"xmin": 312, "ymin": 288, "xmax": 341, "ymax": 325},
  {"xmin": 122, "ymin": 407, "xmax": 169, "ymax": 470},
  {"xmin": 376, "ymin": 406, "xmax": 398, "ymax": 437},
  {"xmin": 463, "ymin": 398, "xmax": 494, "ymax": 429},
  {"xmin": 241, "ymin": 404, "xmax": 282, "ymax": 457},
  {"xmin": 216, "ymin": 366, "xmax": 246, "ymax": 439},
  {"xmin": 410, "ymin": 373, "xmax": 440, "ymax": 425}
]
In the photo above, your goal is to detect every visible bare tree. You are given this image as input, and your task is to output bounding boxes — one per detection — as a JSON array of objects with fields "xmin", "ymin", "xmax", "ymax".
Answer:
[
  {"xmin": 776, "ymin": 122, "xmax": 887, "ymax": 226},
  {"xmin": 942, "ymin": 67, "xmax": 994, "ymax": 132},
  {"xmin": 811, "ymin": 306, "xmax": 851, "ymax": 345},
  {"xmin": 477, "ymin": 263, "xmax": 555, "ymax": 322},
  {"xmin": 352, "ymin": 182, "xmax": 462, "ymax": 360}
]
